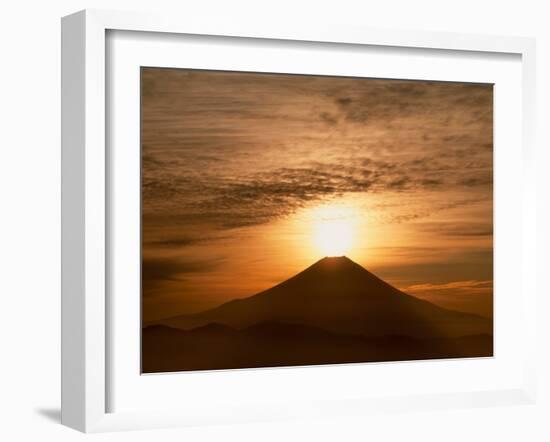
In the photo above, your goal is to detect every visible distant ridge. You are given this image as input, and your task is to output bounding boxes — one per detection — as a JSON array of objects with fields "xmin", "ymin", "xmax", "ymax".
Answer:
[
  {"xmin": 142, "ymin": 322, "xmax": 493, "ymax": 373},
  {"xmin": 158, "ymin": 256, "xmax": 491, "ymax": 339}
]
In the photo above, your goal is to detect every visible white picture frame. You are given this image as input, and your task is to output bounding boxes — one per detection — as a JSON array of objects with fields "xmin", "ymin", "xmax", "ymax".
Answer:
[{"xmin": 61, "ymin": 9, "xmax": 538, "ymax": 433}]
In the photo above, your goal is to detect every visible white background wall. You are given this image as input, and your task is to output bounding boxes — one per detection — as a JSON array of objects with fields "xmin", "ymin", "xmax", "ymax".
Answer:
[{"xmin": 0, "ymin": 1, "xmax": 548, "ymax": 440}]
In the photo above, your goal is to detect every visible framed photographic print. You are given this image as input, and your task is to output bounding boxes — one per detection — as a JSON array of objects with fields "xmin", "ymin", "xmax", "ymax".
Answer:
[
  {"xmin": 61, "ymin": 9, "xmax": 537, "ymax": 432},
  {"xmin": 140, "ymin": 68, "xmax": 495, "ymax": 373}
]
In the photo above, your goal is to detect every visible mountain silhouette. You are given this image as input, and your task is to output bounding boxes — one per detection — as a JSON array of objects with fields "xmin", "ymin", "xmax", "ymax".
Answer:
[
  {"xmin": 142, "ymin": 322, "xmax": 493, "ymax": 373},
  {"xmin": 158, "ymin": 256, "xmax": 491, "ymax": 339}
]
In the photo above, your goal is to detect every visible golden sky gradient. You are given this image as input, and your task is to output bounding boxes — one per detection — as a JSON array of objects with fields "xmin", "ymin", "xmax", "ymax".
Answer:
[{"xmin": 141, "ymin": 68, "xmax": 493, "ymax": 323}]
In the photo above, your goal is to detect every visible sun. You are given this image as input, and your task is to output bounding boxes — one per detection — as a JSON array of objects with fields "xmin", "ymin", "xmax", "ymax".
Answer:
[
  {"xmin": 312, "ymin": 204, "xmax": 357, "ymax": 257},
  {"xmin": 314, "ymin": 219, "xmax": 354, "ymax": 256}
]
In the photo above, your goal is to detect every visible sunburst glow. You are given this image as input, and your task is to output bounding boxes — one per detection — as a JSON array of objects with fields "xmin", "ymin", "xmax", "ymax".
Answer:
[{"xmin": 312, "ymin": 204, "xmax": 357, "ymax": 257}]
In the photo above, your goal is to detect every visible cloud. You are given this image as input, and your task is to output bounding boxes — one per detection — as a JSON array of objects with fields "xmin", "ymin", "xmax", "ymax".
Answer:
[
  {"xmin": 149, "ymin": 234, "xmax": 231, "ymax": 248},
  {"xmin": 373, "ymin": 248, "xmax": 493, "ymax": 287},
  {"xmin": 319, "ymin": 112, "xmax": 339, "ymax": 126},
  {"xmin": 399, "ymin": 279, "xmax": 494, "ymax": 318},
  {"xmin": 142, "ymin": 152, "xmax": 492, "ymax": 234},
  {"xmin": 458, "ymin": 173, "xmax": 493, "ymax": 187},
  {"xmin": 402, "ymin": 279, "xmax": 493, "ymax": 293},
  {"xmin": 141, "ymin": 69, "xmax": 493, "ymax": 241},
  {"xmin": 142, "ymin": 256, "xmax": 224, "ymax": 295},
  {"xmin": 415, "ymin": 222, "xmax": 493, "ymax": 238}
]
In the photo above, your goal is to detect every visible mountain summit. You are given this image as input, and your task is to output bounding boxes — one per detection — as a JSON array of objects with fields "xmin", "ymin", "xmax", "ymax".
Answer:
[{"xmin": 160, "ymin": 256, "xmax": 491, "ymax": 339}]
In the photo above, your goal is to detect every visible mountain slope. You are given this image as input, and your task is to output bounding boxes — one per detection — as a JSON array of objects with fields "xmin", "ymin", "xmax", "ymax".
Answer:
[{"xmin": 159, "ymin": 256, "xmax": 492, "ymax": 339}]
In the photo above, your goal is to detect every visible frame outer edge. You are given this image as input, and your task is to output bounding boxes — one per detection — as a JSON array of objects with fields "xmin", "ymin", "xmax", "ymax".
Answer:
[
  {"xmin": 62, "ymin": 9, "xmax": 108, "ymax": 433},
  {"xmin": 84, "ymin": 9, "xmax": 108, "ymax": 433},
  {"xmin": 520, "ymin": 39, "xmax": 538, "ymax": 403},
  {"xmin": 90, "ymin": 8, "xmax": 532, "ymax": 55},
  {"xmin": 61, "ymin": 10, "xmax": 87, "ymax": 432}
]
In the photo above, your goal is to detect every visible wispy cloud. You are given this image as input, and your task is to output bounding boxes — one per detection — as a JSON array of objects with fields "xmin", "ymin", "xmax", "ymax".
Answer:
[
  {"xmin": 142, "ymin": 256, "xmax": 225, "ymax": 295},
  {"xmin": 414, "ymin": 222, "xmax": 493, "ymax": 238},
  {"xmin": 399, "ymin": 279, "xmax": 494, "ymax": 318},
  {"xmin": 402, "ymin": 279, "xmax": 493, "ymax": 293},
  {"xmin": 142, "ymin": 70, "xmax": 493, "ymax": 238},
  {"xmin": 143, "ymin": 154, "xmax": 492, "ymax": 234}
]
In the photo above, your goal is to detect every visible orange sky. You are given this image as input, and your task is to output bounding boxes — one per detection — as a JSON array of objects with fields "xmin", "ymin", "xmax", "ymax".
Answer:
[{"xmin": 141, "ymin": 68, "xmax": 493, "ymax": 322}]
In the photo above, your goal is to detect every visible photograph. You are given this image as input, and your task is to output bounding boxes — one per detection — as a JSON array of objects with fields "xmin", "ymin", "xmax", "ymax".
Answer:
[{"xmin": 140, "ymin": 67, "xmax": 494, "ymax": 373}]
